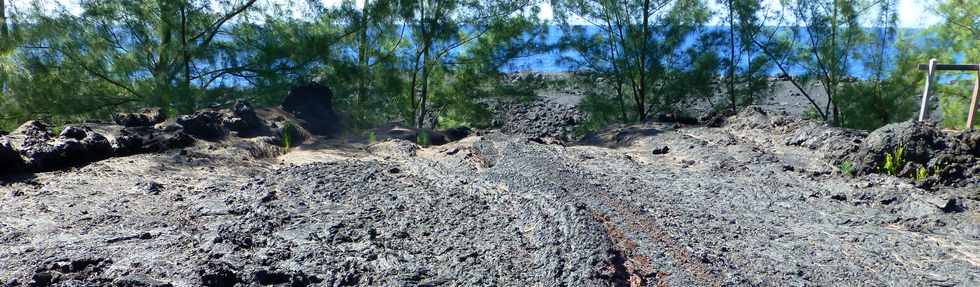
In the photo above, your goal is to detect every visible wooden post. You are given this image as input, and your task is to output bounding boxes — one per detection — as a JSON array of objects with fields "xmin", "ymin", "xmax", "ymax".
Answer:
[
  {"xmin": 916, "ymin": 61, "xmax": 980, "ymax": 129},
  {"xmin": 968, "ymin": 65, "xmax": 980, "ymax": 130},
  {"xmin": 919, "ymin": 58, "xmax": 937, "ymax": 122}
]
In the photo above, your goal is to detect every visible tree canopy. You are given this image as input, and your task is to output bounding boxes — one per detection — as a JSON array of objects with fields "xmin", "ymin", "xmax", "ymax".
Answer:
[{"xmin": 0, "ymin": 0, "xmax": 975, "ymax": 132}]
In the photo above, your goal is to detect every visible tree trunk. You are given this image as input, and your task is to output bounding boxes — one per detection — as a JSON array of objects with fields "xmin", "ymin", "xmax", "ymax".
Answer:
[
  {"xmin": 417, "ymin": 40, "xmax": 431, "ymax": 128},
  {"xmin": 602, "ymin": 17, "xmax": 628, "ymax": 122},
  {"xmin": 636, "ymin": 0, "xmax": 651, "ymax": 121},
  {"xmin": 155, "ymin": 2, "xmax": 174, "ymax": 111},
  {"xmin": 728, "ymin": 0, "xmax": 737, "ymax": 113},
  {"xmin": 829, "ymin": 0, "xmax": 839, "ymax": 125},
  {"xmin": 180, "ymin": 4, "xmax": 192, "ymax": 113},
  {"xmin": 409, "ymin": 50, "xmax": 421, "ymax": 125},
  {"xmin": 356, "ymin": 0, "xmax": 370, "ymax": 124}
]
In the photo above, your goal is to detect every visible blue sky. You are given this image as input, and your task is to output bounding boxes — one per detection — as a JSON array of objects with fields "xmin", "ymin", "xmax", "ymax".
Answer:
[
  {"xmin": 11, "ymin": 0, "xmax": 943, "ymax": 28},
  {"xmin": 326, "ymin": 0, "xmax": 942, "ymax": 28}
]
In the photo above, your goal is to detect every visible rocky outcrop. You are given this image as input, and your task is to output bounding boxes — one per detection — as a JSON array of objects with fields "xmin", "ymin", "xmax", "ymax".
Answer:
[
  {"xmin": 2, "ymin": 122, "xmax": 113, "ymax": 172},
  {"xmin": 0, "ymin": 100, "xmax": 286, "ymax": 175},
  {"xmin": 851, "ymin": 121, "xmax": 947, "ymax": 173},
  {"xmin": 112, "ymin": 108, "xmax": 166, "ymax": 127},
  {"xmin": 177, "ymin": 111, "xmax": 227, "ymax": 140},
  {"xmin": 282, "ymin": 83, "xmax": 341, "ymax": 136},
  {"xmin": 224, "ymin": 100, "xmax": 264, "ymax": 136},
  {"xmin": 846, "ymin": 121, "xmax": 979, "ymax": 188},
  {"xmin": 495, "ymin": 100, "xmax": 584, "ymax": 141}
]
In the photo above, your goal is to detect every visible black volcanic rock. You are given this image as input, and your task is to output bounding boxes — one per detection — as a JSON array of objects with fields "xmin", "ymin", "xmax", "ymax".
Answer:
[
  {"xmin": 282, "ymin": 83, "xmax": 341, "ymax": 136},
  {"xmin": 113, "ymin": 108, "xmax": 166, "ymax": 127},
  {"xmin": 177, "ymin": 111, "xmax": 227, "ymax": 140}
]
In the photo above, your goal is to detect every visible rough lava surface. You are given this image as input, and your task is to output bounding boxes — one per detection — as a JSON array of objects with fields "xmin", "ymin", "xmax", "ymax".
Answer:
[{"xmin": 1, "ymin": 102, "xmax": 979, "ymax": 286}]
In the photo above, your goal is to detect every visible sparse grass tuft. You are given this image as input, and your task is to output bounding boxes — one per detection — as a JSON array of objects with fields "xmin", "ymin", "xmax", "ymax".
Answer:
[
  {"xmin": 281, "ymin": 121, "xmax": 294, "ymax": 154},
  {"xmin": 838, "ymin": 161, "xmax": 854, "ymax": 175},
  {"xmin": 915, "ymin": 166, "xmax": 928, "ymax": 181}
]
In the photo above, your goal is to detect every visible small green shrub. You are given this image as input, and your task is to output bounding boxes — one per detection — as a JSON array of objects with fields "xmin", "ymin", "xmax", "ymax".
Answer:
[
  {"xmin": 838, "ymin": 161, "xmax": 854, "ymax": 175},
  {"xmin": 915, "ymin": 166, "xmax": 928, "ymax": 181},
  {"xmin": 881, "ymin": 145, "xmax": 905, "ymax": 176},
  {"xmin": 51, "ymin": 124, "xmax": 65, "ymax": 136},
  {"xmin": 416, "ymin": 130, "xmax": 430, "ymax": 146},
  {"xmin": 367, "ymin": 131, "xmax": 377, "ymax": 145},
  {"xmin": 932, "ymin": 161, "xmax": 946, "ymax": 177},
  {"xmin": 281, "ymin": 121, "xmax": 294, "ymax": 153}
]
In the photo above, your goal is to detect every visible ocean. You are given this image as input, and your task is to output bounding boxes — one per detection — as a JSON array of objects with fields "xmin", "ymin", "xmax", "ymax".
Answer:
[{"xmin": 502, "ymin": 26, "xmax": 920, "ymax": 79}]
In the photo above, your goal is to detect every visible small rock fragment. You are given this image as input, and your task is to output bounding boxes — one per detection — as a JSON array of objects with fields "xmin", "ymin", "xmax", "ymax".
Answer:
[
  {"xmin": 940, "ymin": 198, "xmax": 967, "ymax": 213},
  {"xmin": 651, "ymin": 145, "xmax": 670, "ymax": 155}
]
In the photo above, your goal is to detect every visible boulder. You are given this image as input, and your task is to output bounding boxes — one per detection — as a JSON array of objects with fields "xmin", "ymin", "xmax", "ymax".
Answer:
[
  {"xmin": 0, "ymin": 136, "xmax": 24, "ymax": 172},
  {"xmin": 281, "ymin": 83, "xmax": 341, "ymax": 136},
  {"xmin": 59, "ymin": 126, "xmax": 88, "ymax": 140},
  {"xmin": 74, "ymin": 127, "xmax": 114, "ymax": 160},
  {"xmin": 367, "ymin": 139, "xmax": 419, "ymax": 158},
  {"xmin": 177, "ymin": 111, "xmax": 227, "ymax": 140},
  {"xmin": 846, "ymin": 121, "xmax": 979, "ymax": 187},
  {"xmin": 850, "ymin": 121, "xmax": 946, "ymax": 175},
  {"xmin": 113, "ymin": 108, "xmax": 166, "ymax": 127},
  {"xmin": 224, "ymin": 100, "xmax": 265, "ymax": 137},
  {"xmin": 784, "ymin": 121, "xmax": 866, "ymax": 163}
]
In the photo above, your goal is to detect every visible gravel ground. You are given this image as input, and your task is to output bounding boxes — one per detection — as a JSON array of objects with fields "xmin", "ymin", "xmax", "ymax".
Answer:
[{"xmin": 1, "ymin": 107, "xmax": 978, "ymax": 286}]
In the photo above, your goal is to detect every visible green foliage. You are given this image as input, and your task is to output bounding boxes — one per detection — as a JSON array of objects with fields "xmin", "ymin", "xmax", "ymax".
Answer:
[
  {"xmin": 367, "ymin": 131, "xmax": 377, "ymax": 145},
  {"xmin": 895, "ymin": 0, "xmax": 980, "ymax": 130},
  {"xmin": 0, "ymin": 0, "xmax": 265, "ymax": 128},
  {"xmin": 837, "ymin": 26, "xmax": 921, "ymax": 130},
  {"xmin": 720, "ymin": 0, "xmax": 771, "ymax": 113},
  {"xmin": 0, "ymin": 0, "xmax": 539, "ymax": 131},
  {"xmin": 915, "ymin": 166, "xmax": 928, "ymax": 181},
  {"xmin": 281, "ymin": 121, "xmax": 294, "ymax": 152},
  {"xmin": 757, "ymin": 0, "xmax": 910, "ymax": 128},
  {"xmin": 576, "ymin": 82, "xmax": 623, "ymax": 135},
  {"xmin": 931, "ymin": 161, "xmax": 946, "ymax": 177},
  {"xmin": 838, "ymin": 161, "xmax": 853, "ymax": 175},
  {"xmin": 416, "ymin": 130, "xmax": 430, "ymax": 146},
  {"xmin": 937, "ymin": 80, "xmax": 979, "ymax": 129},
  {"xmin": 0, "ymin": 0, "xmax": 973, "ymax": 136},
  {"xmin": 881, "ymin": 145, "xmax": 905, "ymax": 176},
  {"xmin": 553, "ymin": 0, "xmax": 717, "ymax": 122}
]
